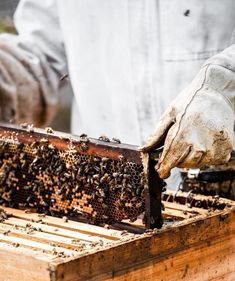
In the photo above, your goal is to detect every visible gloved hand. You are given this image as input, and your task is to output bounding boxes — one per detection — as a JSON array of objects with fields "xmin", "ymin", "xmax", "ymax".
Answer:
[
  {"xmin": 0, "ymin": 36, "xmax": 60, "ymax": 126},
  {"xmin": 141, "ymin": 48, "xmax": 235, "ymax": 179},
  {"xmin": 0, "ymin": 44, "xmax": 42, "ymax": 124}
]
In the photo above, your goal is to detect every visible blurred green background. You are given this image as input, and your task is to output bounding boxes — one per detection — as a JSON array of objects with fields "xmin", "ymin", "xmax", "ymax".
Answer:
[
  {"xmin": 0, "ymin": 0, "xmax": 72, "ymax": 133},
  {"xmin": 0, "ymin": 0, "xmax": 17, "ymax": 33}
]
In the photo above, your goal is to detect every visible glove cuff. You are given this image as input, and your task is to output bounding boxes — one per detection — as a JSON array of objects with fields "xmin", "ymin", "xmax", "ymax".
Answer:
[
  {"xmin": 201, "ymin": 63, "xmax": 235, "ymax": 112},
  {"xmin": 203, "ymin": 44, "xmax": 235, "ymax": 72}
]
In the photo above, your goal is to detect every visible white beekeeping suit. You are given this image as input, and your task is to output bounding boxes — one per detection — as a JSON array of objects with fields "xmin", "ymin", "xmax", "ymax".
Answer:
[{"xmin": 0, "ymin": 0, "xmax": 234, "ymax": 178}]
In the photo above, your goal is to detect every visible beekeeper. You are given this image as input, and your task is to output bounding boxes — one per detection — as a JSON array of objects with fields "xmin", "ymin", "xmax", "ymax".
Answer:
[{"xmin": 0, "ymin": 0, "xmax": 234, "ymax": 179}]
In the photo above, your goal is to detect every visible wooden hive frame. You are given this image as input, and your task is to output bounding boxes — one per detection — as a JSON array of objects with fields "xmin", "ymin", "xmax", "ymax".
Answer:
[
  {"xmin": 0, "ymin": 123, "xmax": 163, "ymax": 229},
  {"xmin": 0, "ymin": 191, "xmax": 234, "ymax": 281}
]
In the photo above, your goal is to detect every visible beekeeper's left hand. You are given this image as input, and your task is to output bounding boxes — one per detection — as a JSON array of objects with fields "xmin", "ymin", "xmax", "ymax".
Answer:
[{"xmin": 140, "ymin": 47, "xmax": 235, "ymax": 179}]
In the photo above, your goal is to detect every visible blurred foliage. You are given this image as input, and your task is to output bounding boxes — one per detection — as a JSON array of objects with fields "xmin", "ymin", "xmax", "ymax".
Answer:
[{"xmin": 0, "ymin": 20, "xmax": 16, "ymax": 34}]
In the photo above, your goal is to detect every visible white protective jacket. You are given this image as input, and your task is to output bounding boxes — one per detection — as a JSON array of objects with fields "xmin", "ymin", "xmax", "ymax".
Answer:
[{"xmin": 0, "ymin": 0, "xmax": 235, "ymax": 145}]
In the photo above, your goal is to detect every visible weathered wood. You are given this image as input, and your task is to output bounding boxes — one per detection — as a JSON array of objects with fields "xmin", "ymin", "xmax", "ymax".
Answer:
[
  {"xmin": 3, "ymin": 207, "xmax": 122, "ymax": 240},
  {"xmin": 53, "ymin": 209, "xmax": 235, "ymax": 281},
  {"xmin": 103, "ymin": 235, "xmax": 235, "ymax": 281},
  {"xmin": 0, "ymin": 245, "xmax": 50, "ymax": 281},
  {"xmin": 0, "ymin": 123, "xmax": 141, "ymax": 163},
  {"xmin": 162, "ymin": 190, "xmax": 235, "ymax": 209},
  {"xmin": 163, "ymin": 201, "xmax": 208, "ymax": 215},
  {"xmin": 4, "ymin": 217, "xmax": 109, "ymax": 243},
  {"xmin": 0, "ymin": 224, "xmax": 84, "ymax": 250},
  {"xmin": 162, "ymin": 208, "xmax": 189, "ymax": 219},
  {"xmin": 0, "ymin": 197, "xmax": 234, "ymax": 280},
  {"xmin": 0, "ymin": 233, "xmax": 76, "ymax": 256}
]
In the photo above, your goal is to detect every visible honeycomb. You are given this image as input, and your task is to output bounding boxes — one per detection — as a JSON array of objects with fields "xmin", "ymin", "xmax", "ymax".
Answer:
[{"xmin": 0, "ymin": 134, "xmax": 146, "ymax": 223}]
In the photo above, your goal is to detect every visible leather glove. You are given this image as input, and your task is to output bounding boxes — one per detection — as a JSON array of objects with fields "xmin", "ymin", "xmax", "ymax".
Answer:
[
  {"xmin": 0, "ymin": 36, "xmax": 60, "ymax": 126},
  {"xmin": 0, "ymin": 44, "xmax": 42, "ymax": 125},
  {"xmin": 141, "ymin": 46, "xmax": 235, "ymax": 179}
]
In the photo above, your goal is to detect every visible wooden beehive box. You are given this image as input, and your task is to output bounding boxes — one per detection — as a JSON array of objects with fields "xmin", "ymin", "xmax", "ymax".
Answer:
[{"xmin": 0, "ymin": 191, "xmax": 234, "ymax": 281}]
